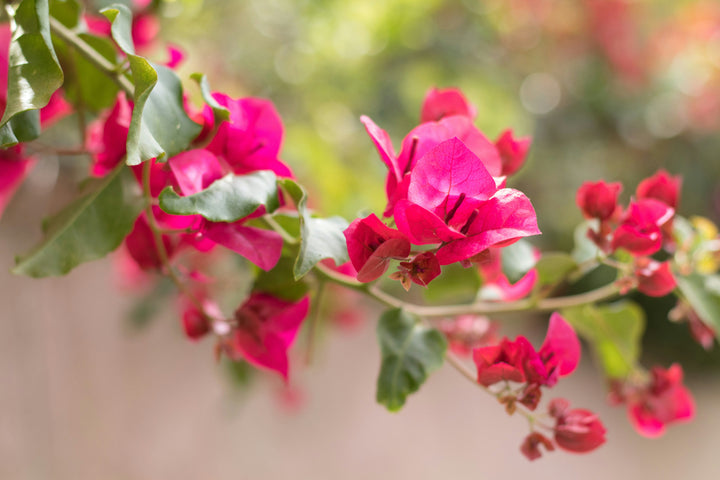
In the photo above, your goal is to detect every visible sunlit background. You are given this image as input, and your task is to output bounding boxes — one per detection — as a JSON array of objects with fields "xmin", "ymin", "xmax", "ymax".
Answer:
[{"xmin": 3, "ymin": 0, "xmax": 720, "ymax": 478}]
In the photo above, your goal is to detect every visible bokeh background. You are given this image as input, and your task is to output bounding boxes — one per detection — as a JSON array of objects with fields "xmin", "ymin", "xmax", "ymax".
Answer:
[{"xmin": 3, "ymin": 0, "xmax": 720, "ymax": 478}]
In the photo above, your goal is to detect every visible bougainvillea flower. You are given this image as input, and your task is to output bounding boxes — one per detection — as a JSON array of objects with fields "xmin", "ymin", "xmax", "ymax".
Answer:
[
  {"xmin": 550, "ymin": 399, "xmax": 607, "ymax": 453},
  {"xmin": 473, "ymin": 312, "xmax": 580, "ymax": 387},
  {"xmin": 85, "ymin": 12, "xmax": 159, "ymax": 51},
  {"xmin": 164, "ymin": 44, "xmax": 186, "ymax": 69},
  {"xmin": 205, "ymin": 94, "xmax": 293, "ymax": 178},
  {"xmin": 420, "ymin": 87, "xmax": 477, "ymax": 123},
  {"xmin": 495, "ymin": 129, "xmax": 531, "ymax": 177},
  {"xmin": 389, "ymin": 251, "xmax": 441, "ymax": 289},
  {"xmin": 230, "ymin": 293, "xmax": 310, "ymax": 380},
  {"xmin": 538, "ymin": 312, "xmax": 581, "ymax": 382},
  {"xmin": 392, "ymin": 138, "xmax": 539, "ymax": 265},
  {"xmin": 520, "ymin": 432, "xmax": 555, "ymax": 461},
  {"xmin": 627, "ymin": 364, "xmax": 695, "ymax": 438},
  {"xmin": 361, "ymin": 112, "xmax": 503, "ymax": 215},
  {"xmin": 0, "ymin": 147, "xmax": 36, "ymax": 220},
  {"xmin": 87, "ymin": 92, "xmax": 132, "ymax": 177},
  {"xmin": 611, "ymin": 198, "xmax": 674, "ymax": 256},
  {"xmin": 39, "ymin": 90, "xmax": 72, "ymax": 127},
  {"xmin": 634, "ymin": 258, "xmax": 676, "ymax": 297},
  {"xmin": 576, "ymin": 180, "xmax": 622, "ymax": 221},
  {"xmin": 344, "ymin": 214, "xmax": 411, "ymax": 282},
  {"xmin": 636, "ymin": 169, "xmax": 682, "ymax": 210}
]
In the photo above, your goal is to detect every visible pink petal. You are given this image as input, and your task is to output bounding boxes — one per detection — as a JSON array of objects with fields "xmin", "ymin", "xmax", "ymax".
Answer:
[
  {"xmin": 202, "ymin": 222, "xmax": 282, "ymax": 271},
  {"xmin": 420, "ymin": 87, "xmax": 477, "ymax": 122},
  {"xmin": 360, "ymin": 115, "xmax": 399, "ymax": 181},
  {"xmin": 540, "ymin": 312, "xmax": 581, "ymax": 376},
  {"xmin": 393, "ymin": 200, "xmax": 465, "ymax": 245},
  {"xmin": 0, "ymin": 148, "xmax": 35, "ymax": 220},
  {"xmin": 356, "ymin": 238, "xmax": 411, "ymax": 283},
  {"xmin": 408, "ymin": 138, "xmax": 496, "ymax": 212},
  {"xmin": 436, "ymin": 189, "xmax": 540, "ymax": 265},
  {"xmin": 168, "ymin": 149, "xmax": 224, "ymax": 195}
]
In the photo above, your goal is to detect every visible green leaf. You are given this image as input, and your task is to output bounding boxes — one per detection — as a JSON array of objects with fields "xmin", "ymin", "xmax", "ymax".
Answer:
[
  {"xmin": 159, "ymin": 170, "xmax": 280, "ymax": 222},
  {"xmin": 49, "ymin": 0, "xmax": 82, "ymax": 29},
  {"xmin": 376, "ymin": 309, "xmax": 447, "ymax": 412},
  {"xmin": 572, "ymin": 220, "xmax": 601, "ymax": 264},
  {"xmin": 562, "ymin": 301, "xmax": 645, "ymax": 379},
  {"xmin": 535, "ymin": 252, "xmax": 577, "ymax": 286},
  {"xmin": 252, "ymin": 255, "xmax": 310, "ymax": 302},
  {"xmin": 501, "ymin": 239, "xmax": 537, "ymax": 283},
  {"xmin": 101, "ymin": 4, "xmax": 201, "ymax": 165},
  {"xmin": 423, "ymin": 262, "xmax": 480, "ymax": 303},
  {"xmin": 279, "ymin": 179, "xmax": 349, "ymax": 280},
  {"xmin": 191, "ymin": 73, "xmax": 230, "ymax": 121},
  {"xmin": 0, "ymin": 110, "xmax": 41, "ymax": 146},
  {"xmin": 0, "ymin": 0, "xmax": 64, "ymax": 146},
  {"xmin": 12, "ymin": 166, "xmax": 143, "ymax": 277},
  {"xmin": 56, "ymin": 33, "xmax": 120, "ymax": 112},
  {"xmin": 676, "ymin": 273, "xmax": 720, "ymax": 332}
]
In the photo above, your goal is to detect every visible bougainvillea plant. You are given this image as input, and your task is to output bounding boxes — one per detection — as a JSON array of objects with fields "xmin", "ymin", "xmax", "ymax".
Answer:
[{"xmin": 2, "ymin": 0, "xmax": 719, "ymax": 462}]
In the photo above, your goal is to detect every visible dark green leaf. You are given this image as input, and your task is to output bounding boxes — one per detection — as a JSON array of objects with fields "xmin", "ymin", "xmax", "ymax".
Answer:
[
  {"xmin": 501, "ymin": 239, "xmax": 537, "ymax": 283},
  {"xmin": 0, "ymin": 0, "xmax": 64, "ymax": 146},
  {"xmin": 0, "ymin": 110, "xmax": 41, "ymax": 145},
  {"xmin": 12, "ymin": 166, "xmax": 143, "ymax": 277},
  {"xmin": 101, "ymin": 4, "xmax": 201, "ymax": 165},
  {"xmin": 562, "ymin": 301, "xmax": 645, "ymax": 379},
  {"xmin": 159, "ymin": 170, "xmax": 280, "ymax": 222},
  {"xmin": 376, "ymin": 309, "xmax": 447, "ymax": 411},
  {"xmin": 279, "ymin": 179, "xmax": 349, "ymax": 280},
  {"xmin": 57, "ymin": 33, "xmax": 120, "ymax": 112},
  {"xmin": 535, "ymin": 252, "xmax": 577, "ymax": 286},
  {"xmin": 191, "ymin": 73, "xmax": 230, "ymax": 121},
  {"xmin": 676, "ymin": 273, "xmax": 720, "ymax": 332}
]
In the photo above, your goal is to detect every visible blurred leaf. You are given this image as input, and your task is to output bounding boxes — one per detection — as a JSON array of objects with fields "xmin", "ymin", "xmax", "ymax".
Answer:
[
  {"xmin": 49, "ymin": 0, "xmax": 82, "ymax": 28},
  {"xmin": 376, "ymin": 308, "xmax": 446, "ymax": 412},
  {"xmin": 501, "ymin": 239, "xmax": 537, "ymax": 283},
  {"xmin": 0, "ymin": 0, "xmax": 63, "ymax": 146},
  {"xmin": 101, "ymin": 4, "xmax": 200, "ymax": 165},
  {"xmin": 191, "ymin": 73, "xmax": 230, "ymax": 121},
  {"xmin": 252, "ymin": 255, "xmax": 310, "ymax": 302},
  {"xmin": 126, "ymin": 277, "xmax": 174, "ymax": 330},
  {"xmin": 535, "ymin": 252, "xmax": 577, "ymax": 287},
  {"xmin": 279, "ymin": 179, "xmax": 349, "ymax": 280},
  {"xmin": 423, "ymin": 262, "xmax": 480, "ymax": 303},
  {"xmin": 12, "ymin": 166, "xmax": 143, "ymax": 277},
  {"xmin": 572, "ymin": 220, "xmax": 601, "ymax": 264},
  {"xmin": 562, "ymin": 301, "xmax": 645, "ymax": 379},
  {"xmin": 55, "ymin": 33, "xmax": 120, "ymax": 112},
  {"xmin": 676, "ymin": 273, "xmax": 720, "ymax": 332},
  {"xmin": 159, "ymin": 171, "xmax": 280, "ymax": 222},
  {"xmin": 223, "ymin": 358, "xmax": 255, "ymax": 390}
]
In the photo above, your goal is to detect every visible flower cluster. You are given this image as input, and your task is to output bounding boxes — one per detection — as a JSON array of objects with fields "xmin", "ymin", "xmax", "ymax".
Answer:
[
  {"xmin": 345, "ymin": 87, "xmax": 539, "ymax": 290},
  {"xmin": 470, "ymin": 313, "xmax": 606, "ymax": 459}
]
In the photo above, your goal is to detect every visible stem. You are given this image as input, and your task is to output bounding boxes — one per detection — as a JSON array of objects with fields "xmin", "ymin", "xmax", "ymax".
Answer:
[
  {"xmin": 313, "ymin": 262, "xmax": 620, "ymax": 317},
  {"xmin": 48, "ymin": 17, "xmax": 135, "ymax": 96}
]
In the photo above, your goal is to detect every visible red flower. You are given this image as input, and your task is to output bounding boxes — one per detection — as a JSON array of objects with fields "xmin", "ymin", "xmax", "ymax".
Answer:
[
  {"xmin": 390, "ymin": 251, "xmax": 442, "ymax": 290},
  {"xmin": 576, "ymin": 180, "xmax": 622, "ymax": 221},
  {"xmin": 420, "ymin": 87, "xmax": 477, "ymax": 122},
  {"xmin": 520, "ymin": 432, "xmax": 555, "ymax": 461},
  {"xmin": 0, "ymin": 146, "xmax": 36, "ymax": 220},
  {"xmin": 344, "ymin": 214, "xmax": 411, "ymax": 282},
  {"xmin": 627, "ymin": 364, "xmax": 695, "ymax": 438},
  {"xmin": 550, "ymin": 398, "xmax": 607, "ymax": 453},
  {"xmin": 636, "ymin": 169, "xmax": 681, "ymax": 210},
  {"xmin": 495, "ymin": 129, "xmax": 531, "ymax": 177},
  {"xmin": 87, "ymin": 92, "xmax": 132, "ymax": 177},
  {"xmin": 634, "ymin": 258, "xmax": 676, "ymax": 297},
  {"xmin": 611, "ymin": 198, "xmax": 674, "ymax": 256},
  {"xmin": 229, "ymin": 293, "xmax": 310, "ymax": 380},
  {"xmin": 473, "ymin": 312, "xmax": 580, "ymax": 387}
]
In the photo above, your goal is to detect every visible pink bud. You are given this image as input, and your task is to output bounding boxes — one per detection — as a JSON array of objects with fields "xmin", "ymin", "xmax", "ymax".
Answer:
[
  {"xmin": 576, "ymin": 180, "xmax": 622, "ymax": 221},
  {"xmin": 495, "ymin": 129, "xmax": 531, "ymax": 177},
  {"xmin": 554, "ymin": 407, "xmax": 607, "ymax": 453},
  {"xmin": 634, "ymin": 258, "xmax": 676, "ymax": 297},
  {"xmin": 520, "ymin": 432, "xmax": 555, "ymax": 461},
  {"xmin": 420, "ymin": 87, "xmax": 477, "ymax": 123},
  {"xmin": 636, "ymin": 169, "xmax": 681, "ymax": 210}
]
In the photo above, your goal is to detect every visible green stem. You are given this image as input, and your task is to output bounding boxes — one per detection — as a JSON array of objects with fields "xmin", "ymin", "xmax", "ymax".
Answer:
[
  {"xmin": 314, "ymin": 262, "xmax": 620, "ymax": 318},
  {"xmin": 48, "ymin": 17, "xmax": 135, "ymax": 96}
]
